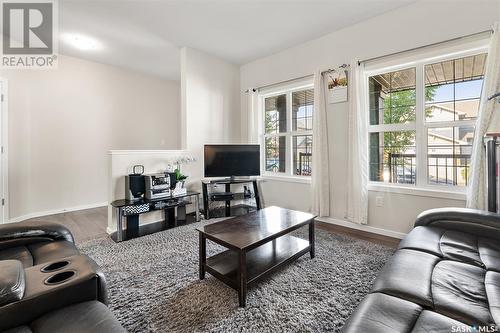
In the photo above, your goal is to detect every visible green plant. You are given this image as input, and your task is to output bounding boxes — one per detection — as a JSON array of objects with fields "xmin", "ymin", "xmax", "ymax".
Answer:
[
  {"xmin": 381, "ymin": 86, "xmax": 437, "ymax": 149},
  {"xmin": 174, "ymin": 168, "xmax": 187, "ymax": 182}
]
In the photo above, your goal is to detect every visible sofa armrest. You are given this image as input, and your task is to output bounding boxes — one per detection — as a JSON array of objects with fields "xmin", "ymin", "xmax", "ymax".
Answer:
[
  {"xmin": 415, "ymin": 208, "xmax": 500, "ymax": 237},
  {"xmin": 0, "ymin": 220, "xmax": 74, "ymax": 246},
  {"xmin": 0, "ymin": 255, "xmax": 108, "ymax": 331},
  {"xmin": 87, "ymin": 256, "xmax": 108, "ymax": 305},
  {"xmin": 0, "ymin": 260, "xmax": 25, "ymax": 307}
]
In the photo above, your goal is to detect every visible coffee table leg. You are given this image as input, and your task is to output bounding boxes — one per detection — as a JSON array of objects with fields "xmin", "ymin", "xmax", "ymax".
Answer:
[
  {"xmin": 238, "ymin": 251, "xmax": 247, "ymax": 307},
  {"xmin": 309, "ymin": 220, "xmax": 315, "ymax": 259},
  {"xmin": 199, "ymin": 233, "xmax": 206, "ymax": 280}
]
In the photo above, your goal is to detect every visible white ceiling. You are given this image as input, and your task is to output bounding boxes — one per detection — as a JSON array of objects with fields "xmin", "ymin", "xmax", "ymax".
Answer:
[{"xmin": 59, "ymin": 0, "xmax": 415, "ymax": 80}]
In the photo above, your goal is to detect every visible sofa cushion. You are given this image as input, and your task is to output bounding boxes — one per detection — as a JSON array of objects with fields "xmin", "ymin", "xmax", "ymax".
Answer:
[
  {"xmin": 432, "ymin": 260, "xmax": 491, "ymax": 325},
  {"xmin": 440, "ymin": 230, "xmax": 484, "ymax": 267},
  {"xmin": 372, "ymin": 249, "xmax": 439, "ymax": 307},
  {"xmin": 411, "ymin": 311, "xmax": 471, "ymax": 333},
  {"xmin": 0, "ymin": 247, "xmax": 33, "ymax": 268},
  {"xmin": 31, "ymin": 301, "xmax": 125, "ymax": 333},
  {"xmin": 0, "ymin": 260, "xmax": 25, "ymax": 307},
  {"xmin": 3, "ymin": 301, "xmax": 125, "ymax": 333},
  {"xmin": 397, "ymin": 226, "xmax": 444, "ymax": 257},
  {"xmin": 478, "ymin": 238, "xmax": 500, "ymax": 272},
  {"xmin": 342, "ymin": 293, "xmax": 471, "ymax": 333},
  {"xmin": 0, "ymin": 241, "xmax": 78, "ymax": 268},
  {"xmin": 398, "ymin": 226, "xmax": 500, "ymax": 271},
  {"xmin": 27, "ymin": 241, "xmax": 78, "ymax": 266},
  {"xmin": 342, "ymin": 293, "xmax": 423, "ymax": 333},
  {"xmin": 2, "ymin": 326, "xmax": 32, "ymax": 333}
]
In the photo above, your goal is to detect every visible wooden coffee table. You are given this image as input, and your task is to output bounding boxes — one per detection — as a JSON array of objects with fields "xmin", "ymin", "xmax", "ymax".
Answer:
[{"xmin": 196, "ymin": 206, "xmax": 316, "ymax": 307}]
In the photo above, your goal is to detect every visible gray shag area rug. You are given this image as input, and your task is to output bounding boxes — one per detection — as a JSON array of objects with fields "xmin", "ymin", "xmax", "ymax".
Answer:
[{"xmin": 79, "ymin": 220, "xmax": 394, "ymax": 333}]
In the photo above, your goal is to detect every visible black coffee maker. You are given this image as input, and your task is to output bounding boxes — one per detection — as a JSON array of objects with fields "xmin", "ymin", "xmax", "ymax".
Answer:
[{"xmin": 125, "ymin": 165, "xmax": 145, "ymax": 201}]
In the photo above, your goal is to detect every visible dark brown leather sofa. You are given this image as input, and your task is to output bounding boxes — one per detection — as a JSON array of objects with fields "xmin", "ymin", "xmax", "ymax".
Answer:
[
  {"xmin": 0, "ymin": 220, "xmax": 125, "ymax": 333},
  {"xmin": 343, "ymin": 208, "xmax": 500, "ymax": 333}
]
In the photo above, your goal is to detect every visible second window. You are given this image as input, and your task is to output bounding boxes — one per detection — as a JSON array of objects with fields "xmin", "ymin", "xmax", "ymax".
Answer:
[{"xmin": 263, "ymin": 84, "xmax": 314, "ymax": 177}]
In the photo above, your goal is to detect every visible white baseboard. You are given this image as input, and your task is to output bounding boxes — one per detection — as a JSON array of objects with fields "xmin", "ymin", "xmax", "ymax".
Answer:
[
  {"xmin": 316, "ymin": 216, "xmax": 407, "ymax": 240},
  {"xmin": 8, "ymin": 202, "xmax": 108, "ymax": 224}
]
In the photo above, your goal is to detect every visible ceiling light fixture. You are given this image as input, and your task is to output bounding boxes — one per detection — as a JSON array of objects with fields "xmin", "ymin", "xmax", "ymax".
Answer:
[{"xmin": 62, "ymin": 33, "xmax": 100, "ymax": 51}]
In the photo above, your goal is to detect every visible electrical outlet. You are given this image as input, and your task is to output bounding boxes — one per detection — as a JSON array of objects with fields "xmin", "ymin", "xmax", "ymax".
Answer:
[{"xmin": 375, "ymin": 196, "xmax": 384, "ymax": 207}]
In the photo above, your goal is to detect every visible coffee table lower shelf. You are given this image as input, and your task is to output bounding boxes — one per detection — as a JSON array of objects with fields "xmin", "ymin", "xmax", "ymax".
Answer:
[{"xmin": 204, "ymin": 235, "xmax": 310, "ymax": 290}]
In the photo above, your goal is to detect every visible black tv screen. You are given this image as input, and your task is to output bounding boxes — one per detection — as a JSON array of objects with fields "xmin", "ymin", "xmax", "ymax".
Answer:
[{"xmin": 204, "ymin": 144, "xmax": 260, "ymax": 177}]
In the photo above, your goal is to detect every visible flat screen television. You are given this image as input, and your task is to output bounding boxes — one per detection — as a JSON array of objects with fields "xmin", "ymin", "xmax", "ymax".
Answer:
[{"xmin": 204, "ymin": 144, "xmax": 260, "ymax": 178}]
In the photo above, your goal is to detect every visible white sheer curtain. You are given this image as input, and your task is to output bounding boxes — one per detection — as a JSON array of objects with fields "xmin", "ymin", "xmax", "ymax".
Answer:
[
  {"xmin": 346, "ymin": 60, "xmax": 369, "ymax": 224},
  {"xmin": 311, "ymin": 70, "xmax": 330, "ymax": 217},
  {"xmin": 246, "ymin": 89, "xmax": 259, "ymax": 143},
  {"xmin": 467, "ymin": 23, "xmax": 500, "ymax": 209}
]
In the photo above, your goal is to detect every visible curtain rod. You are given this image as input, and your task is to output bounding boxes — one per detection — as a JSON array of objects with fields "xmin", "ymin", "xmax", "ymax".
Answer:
[
  {"xmin": 357, "ymin": 29, "xmax": 493, "ymax": 66},
  {"xmin": 244, "ymin": 63, "xmax": 349, "ymax": 93},
  {"xmin": 244, "ymin": 74, "xmax": 312, "ymax": 93},
  {"xmin": 488, "ymin": 92, "xmax": 500, "ymax": 102}
]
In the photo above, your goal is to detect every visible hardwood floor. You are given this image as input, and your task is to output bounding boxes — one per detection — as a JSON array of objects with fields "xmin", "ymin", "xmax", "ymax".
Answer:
[
  {"xmin": 24, "ymin": 206, "xmax": 108, "ymax": 243},
  {"xmin": 316, "ymin": 222, "xmax": 400, "ymax": 248},
  {"xmin": 23, "ymin": 207, "xmax": 400, "ymax": 248}
]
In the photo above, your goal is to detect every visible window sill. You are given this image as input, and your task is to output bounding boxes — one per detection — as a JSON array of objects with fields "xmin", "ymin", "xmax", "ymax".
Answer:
[
  {"xmin": 367, "ymin": 183, "xmax": 466, "ymax": 201},
  {"xmin": 260, "ymin": 175, "xmax": 311, "ymax": 184}
]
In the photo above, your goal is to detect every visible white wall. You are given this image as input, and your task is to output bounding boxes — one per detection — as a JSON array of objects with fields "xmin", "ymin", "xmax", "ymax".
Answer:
[
  {"xmin": 1, "ymin": 55, "xmax": 180, "ymax": 221},
  {"xmin": 181, "ymin": 47, "xmax": 241, "ymax": 185},
  {"xmin": 240, "ymin": 1, "xmax": 500, "ymax": 236},
  {"xmin": 105, "ymin": 47, "xmax": 241, "ymax": 233}
]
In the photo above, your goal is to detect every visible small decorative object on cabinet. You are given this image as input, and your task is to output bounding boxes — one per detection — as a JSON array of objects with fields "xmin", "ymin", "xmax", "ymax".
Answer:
[
  {"xmin": 170, "ymin": 156, "xmax": 196, "ymax": 196},
  {"xmin": 125, "ymin": 165, "xmax": 145, "ymax": 201},
  {"xmin": 172, "ymin": 180, "xmax": 187, "ymax": 196}
]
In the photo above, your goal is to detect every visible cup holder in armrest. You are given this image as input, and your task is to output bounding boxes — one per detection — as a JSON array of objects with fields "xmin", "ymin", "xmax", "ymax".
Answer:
[
  {"xmin": 44, "ymin": 270, "xmax": 76, "ymax": 285},
  {"xmin": 41, "ymin": 260, "xmax": 70, "ymax": 273}
]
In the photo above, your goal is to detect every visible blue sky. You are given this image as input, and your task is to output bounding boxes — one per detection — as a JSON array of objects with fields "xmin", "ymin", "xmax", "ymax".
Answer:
[{"xmin": 430, "ymin": 79, "xmax": 483, "ymax": 103}]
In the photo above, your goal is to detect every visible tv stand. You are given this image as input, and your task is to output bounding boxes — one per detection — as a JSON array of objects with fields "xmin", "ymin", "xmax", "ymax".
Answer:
[
  {"xmin": 229, "ymin": 176, "xmax": 252, "ymax": 181},
  {"xmin": 211, "ymin": 176, "xmax": 252, "ymax": 182},
  {"xmin": 201, "ymin": 178, "xmax": 261, "ymax": 219}
]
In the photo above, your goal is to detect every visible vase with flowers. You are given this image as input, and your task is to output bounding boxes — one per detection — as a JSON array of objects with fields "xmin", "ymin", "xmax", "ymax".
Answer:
[{"xmin": 171, "ymin": 156, "xmax": 196, "ymax": 196}]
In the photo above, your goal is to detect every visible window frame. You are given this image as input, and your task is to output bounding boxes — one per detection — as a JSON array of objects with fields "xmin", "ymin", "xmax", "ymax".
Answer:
[
  {"xmin": 364, "ymin": 43, "xmax": 489, "ymax": 194},
  {"xmin": 259, "ymin": 79, "xmax": 314, "ymax": 180}
]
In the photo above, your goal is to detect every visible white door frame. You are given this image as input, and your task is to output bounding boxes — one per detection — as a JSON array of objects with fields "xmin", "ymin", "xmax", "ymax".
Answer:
[{"xmin": 0, "ymin": 78, "xmax": 9, "ymax": 223}]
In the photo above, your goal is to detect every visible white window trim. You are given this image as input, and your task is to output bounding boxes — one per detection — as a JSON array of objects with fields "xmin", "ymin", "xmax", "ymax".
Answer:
[
  {"xmin": 259, "ymin": 79, "xmax": 314, "ymax": 180},
  {"xmin": 367, "ymin": 183, "xmax": 466, "ymax": 201},
  {"xmin": 364, "ymin": 41, "xmax": 489, "ymax": 196}
]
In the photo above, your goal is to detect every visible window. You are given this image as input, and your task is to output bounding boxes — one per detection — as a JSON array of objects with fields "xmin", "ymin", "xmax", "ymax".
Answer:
[
  {"xmin": 368, "ymin": 52, "xmax": 487, "ymax": 189},
  {"xmin": 261, "ymin": 82, "xmax": 313, "ymax": 178}
]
